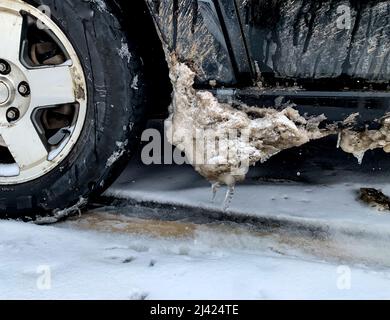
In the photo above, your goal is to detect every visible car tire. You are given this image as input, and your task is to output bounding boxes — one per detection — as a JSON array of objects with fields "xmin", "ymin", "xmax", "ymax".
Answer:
[{"xmin": 0, "ymin": 0, "xmax": 145, "ymax": 218}]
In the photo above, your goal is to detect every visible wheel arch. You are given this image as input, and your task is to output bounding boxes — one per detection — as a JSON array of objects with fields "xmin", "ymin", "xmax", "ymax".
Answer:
[{"xmin": 108, "ymin": 0, "xmax": 172, "ymax": 118}]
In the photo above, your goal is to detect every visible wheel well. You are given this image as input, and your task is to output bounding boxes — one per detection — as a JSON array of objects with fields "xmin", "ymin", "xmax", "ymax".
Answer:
[{"xmin": 109, "ymin": 0, "xmax": 172, "ymax": 119}]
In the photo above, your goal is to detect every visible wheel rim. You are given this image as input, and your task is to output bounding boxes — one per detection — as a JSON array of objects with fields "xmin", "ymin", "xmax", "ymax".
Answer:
[{"xmin": 0, "ymin": 0, "xmax": 87, "ymax": 185}]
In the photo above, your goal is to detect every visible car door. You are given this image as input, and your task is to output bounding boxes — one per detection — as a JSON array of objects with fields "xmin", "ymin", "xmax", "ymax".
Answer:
[{"xmin": 234, "ymin": 0, "xmax": 390, "ymax": 87}]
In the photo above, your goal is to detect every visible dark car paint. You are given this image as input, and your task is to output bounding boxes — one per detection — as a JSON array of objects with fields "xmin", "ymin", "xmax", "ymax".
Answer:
[
  {"xmin": 142, "ymin": 0, "xmax": 390, "ymax": 84},
  {"xmin": 114, "ymin": 0, "xmax": 390, "ymax": 125},
  {"xmin": 144, "ymin": 0, "xmax": 238, "ymax": 85}
]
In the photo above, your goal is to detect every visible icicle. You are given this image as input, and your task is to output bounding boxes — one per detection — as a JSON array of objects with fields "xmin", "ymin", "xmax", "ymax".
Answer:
[
  {"xmin": 337, "ymin": 132, "xmax": 341, "ymax": 149},
  {"xmin": 211, "ymin": 182, "xmax": 220, "ymax": 203},
  {"xmin": 356, "ymin": 152, "xmax": 365, "ymax": 165},
  {"xmin": 223, "ymin": 184, "xmax": 235, "ymax": 212}
]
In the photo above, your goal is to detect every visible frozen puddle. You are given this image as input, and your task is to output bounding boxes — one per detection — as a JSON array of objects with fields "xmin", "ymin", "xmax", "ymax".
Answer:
[{"xmin": 1, "ymin": 212, "xmax": 390, "ymax": 300}]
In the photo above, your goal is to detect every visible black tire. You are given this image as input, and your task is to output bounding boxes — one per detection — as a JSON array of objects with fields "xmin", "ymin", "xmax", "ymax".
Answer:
[{"xmin": 0, "ymin": 0, "xmax": 146, "ymax": 218}]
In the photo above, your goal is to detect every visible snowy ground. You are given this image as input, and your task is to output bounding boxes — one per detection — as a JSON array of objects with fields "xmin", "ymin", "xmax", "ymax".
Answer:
[
  {"xmin": 3, "ymin": 134, "xmax": 390, "ymax": 300},
  {"xmin": 1, "ymin": 211, "xmax": 390, "ymax": 300},
  {"xmin": 105, "ymin": 136, "xmax": 390, "ymax": 260}
]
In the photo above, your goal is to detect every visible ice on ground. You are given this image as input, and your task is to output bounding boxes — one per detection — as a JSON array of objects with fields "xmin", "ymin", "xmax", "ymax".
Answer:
[
  {"xmin": 105, "ymin": 155, "xmax": 390, "ymax": 257},
  {"xmin": 1, "ymin": 213, "xmax": 390, "ymax": 300}
]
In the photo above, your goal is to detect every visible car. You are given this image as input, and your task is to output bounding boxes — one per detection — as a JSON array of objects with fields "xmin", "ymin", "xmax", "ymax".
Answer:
[{"xmin": 0, "ymin": 0, "xmax": 388, "ymax": 217}]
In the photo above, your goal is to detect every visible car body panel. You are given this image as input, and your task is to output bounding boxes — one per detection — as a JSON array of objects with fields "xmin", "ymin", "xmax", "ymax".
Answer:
[
  {"xmin": 237, "ymin": 0, "xmax": 390, "ymax": 88},
  {"xmin": 145, "ymin": 0, "xmax": 237, "ymax": 85},
  {"xmin": 145, "ymin": 0, "xmax": 390, "ymax": 86},
  {"xmin": 141, "ymin": 0, "xmax": 390, "ymax": 124}
]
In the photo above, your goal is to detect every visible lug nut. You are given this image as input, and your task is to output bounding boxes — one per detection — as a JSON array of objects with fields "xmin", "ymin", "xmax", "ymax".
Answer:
[
  {"xmin": 6, "ymin": 108, "xmax": 19, "ymax": 122},
  {"xmin": 18, "ymin": 82, "xmax": 30, "ymax": 97},
  {"xmin": 0, "ymin": 60, "xmax": 10, "ymax": 75},
  {"xmin": 7, "ymin": 110, "xmax": 16, "ymax": 119}
]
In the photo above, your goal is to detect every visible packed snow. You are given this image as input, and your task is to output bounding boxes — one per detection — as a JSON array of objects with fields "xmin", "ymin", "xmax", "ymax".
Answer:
[
  {"xmin": 165, "ymin": 55, "xmax": 331, "ymax": 186},
  {"xmin": 165, "ymin": 55, "xmax": 390, "ymax": 187},
  {"xmin": 1, "ymin": 212, "xmax": 390, "ymax": 300}
]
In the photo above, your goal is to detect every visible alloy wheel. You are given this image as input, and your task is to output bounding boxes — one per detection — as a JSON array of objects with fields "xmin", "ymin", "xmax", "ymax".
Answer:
[{"xmin": 0, "ymin": 0, "xmax": 87, "ymax": 185}]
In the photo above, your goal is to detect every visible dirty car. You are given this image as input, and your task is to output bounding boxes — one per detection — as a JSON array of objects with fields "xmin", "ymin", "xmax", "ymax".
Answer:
[{"xmin": 0, "ymin": 0, "xmax": 389, "ymax": 217}]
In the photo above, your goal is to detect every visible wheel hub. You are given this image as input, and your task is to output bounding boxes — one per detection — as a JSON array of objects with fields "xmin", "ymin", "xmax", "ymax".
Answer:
[
  {"xmin": 0, "ymin": 81, "xmax": 9, "ymax": 105},
  {"xmin": 0, "ymin": 60, "xmax": 32, "ymax": 126}
]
